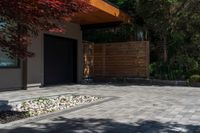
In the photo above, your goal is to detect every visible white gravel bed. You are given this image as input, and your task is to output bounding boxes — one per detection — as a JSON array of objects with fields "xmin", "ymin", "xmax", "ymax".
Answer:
[{"xmin": 9, "ymin": 95, "xmax": 101, "ymax": 117}]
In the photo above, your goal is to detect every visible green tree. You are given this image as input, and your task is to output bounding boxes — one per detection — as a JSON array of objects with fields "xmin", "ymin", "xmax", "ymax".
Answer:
[
  {"xmin": 108, "ymin": 0, "xmax": 200, "ymax": 63},
  {"xmin": 84, "ymin": 0, "xmax": 200, "ymax": 79}
]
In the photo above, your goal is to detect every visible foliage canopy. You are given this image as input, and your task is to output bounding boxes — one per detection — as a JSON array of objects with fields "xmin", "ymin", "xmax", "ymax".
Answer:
[{"xmin": 0, "ymin": 0, "xmax": 90, "ymax": 58}]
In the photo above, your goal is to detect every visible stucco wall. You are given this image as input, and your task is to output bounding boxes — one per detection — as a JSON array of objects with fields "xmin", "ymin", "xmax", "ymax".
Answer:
[
  {"xmin": 28, "ymin": 34, "xmax": 43, "ymax": 85},
  {"xmin": 28, "ymin": 22, "xmax": 83, "ymax": 86},
  {"xmin": 0, "ymin": 22, "xmax": 83, "ymax": 90},
  {"xmin": 0, "ymin": 68, "xmax": 22, "ymax": 91}
]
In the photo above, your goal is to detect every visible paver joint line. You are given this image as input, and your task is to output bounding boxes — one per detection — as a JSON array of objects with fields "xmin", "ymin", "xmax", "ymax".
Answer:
[{"xmin": 0, "ymin": 85, "xmax": 200, "ymax": 133}]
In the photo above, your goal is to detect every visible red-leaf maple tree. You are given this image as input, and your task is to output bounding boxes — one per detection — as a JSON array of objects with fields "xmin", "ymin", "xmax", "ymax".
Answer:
[{"xmin": 0, "ymin": 0, "xmax": 91, "ymax": 58}]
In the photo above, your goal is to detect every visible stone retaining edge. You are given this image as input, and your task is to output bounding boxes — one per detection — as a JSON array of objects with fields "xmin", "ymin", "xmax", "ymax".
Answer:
[{"xmin": 0, "ymin": 96, "xmax": 118, "ymax": 129}]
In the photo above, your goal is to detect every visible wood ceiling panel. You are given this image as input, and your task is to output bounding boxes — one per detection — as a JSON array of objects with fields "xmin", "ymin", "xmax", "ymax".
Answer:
[{"xmin": 71, "ymin": 10, "xmax": 122, "ymax": 25}]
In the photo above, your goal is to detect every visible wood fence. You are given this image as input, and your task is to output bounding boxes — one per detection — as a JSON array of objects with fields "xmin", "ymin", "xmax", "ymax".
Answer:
[{"xmin": 83, "ymin": 41, "xmax": 150, "ymax": 79}]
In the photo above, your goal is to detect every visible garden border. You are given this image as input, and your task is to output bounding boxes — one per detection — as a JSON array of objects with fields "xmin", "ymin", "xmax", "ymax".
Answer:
[
  {"xmin": 88, "ymin": 78, "xmax": 191, "ymax": 87},
  {"xmin": 0, "ymin": 95, "xmax": 118, "ymax": 129}
]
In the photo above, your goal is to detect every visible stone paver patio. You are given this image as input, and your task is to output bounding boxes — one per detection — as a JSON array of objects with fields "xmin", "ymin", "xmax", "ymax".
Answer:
[{"xmin": 0, "ymin": 84, "xmax": 200, "ymax": 133}]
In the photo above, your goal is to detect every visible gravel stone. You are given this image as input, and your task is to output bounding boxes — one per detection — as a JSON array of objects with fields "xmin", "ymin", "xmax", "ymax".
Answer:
[{"xmin": 1, "ymin": 95, "xmax": 101, "ymax": 122}]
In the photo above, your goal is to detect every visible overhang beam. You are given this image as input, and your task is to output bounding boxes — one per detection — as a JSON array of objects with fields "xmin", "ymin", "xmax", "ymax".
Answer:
[
  {"xmin": 89, "ymin": 0, "xmax": 131, "ymax": 23},
  {"xmin": 71, "ymin": 0, "xmax": 131, "ymax": 25}
]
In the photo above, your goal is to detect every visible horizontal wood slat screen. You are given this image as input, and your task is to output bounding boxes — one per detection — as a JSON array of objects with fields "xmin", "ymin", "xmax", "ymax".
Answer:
[{"xmin": 83, "ymin": 41, "xmax": 150, "ymax": 79}]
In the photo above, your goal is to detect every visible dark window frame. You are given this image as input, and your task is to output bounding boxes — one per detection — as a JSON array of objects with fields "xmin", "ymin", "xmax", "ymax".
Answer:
[{"xmin": 0, "ymin": 56, "xmax": 21, "ymax": 69}]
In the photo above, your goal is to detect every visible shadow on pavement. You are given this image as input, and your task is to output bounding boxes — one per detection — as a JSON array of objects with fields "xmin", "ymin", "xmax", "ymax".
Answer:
[
  {"xmin": 0, "ymin": 101, "xmax": 29, "ymax": 124},
  {"xmin": 1, "ymin": 117, "xmax": 200, "ymax": 133}
]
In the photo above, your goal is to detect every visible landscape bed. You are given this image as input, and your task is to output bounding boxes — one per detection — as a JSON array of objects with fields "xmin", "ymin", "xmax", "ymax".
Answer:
[{"xmin": 0, "ymin": 95, "xmax": 101, "ymax": 124}]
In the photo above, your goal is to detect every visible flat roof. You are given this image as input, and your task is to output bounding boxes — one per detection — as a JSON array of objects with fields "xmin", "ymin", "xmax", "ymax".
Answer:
[{"xmin": 71, "ymin": 0, "xmax": 131, "ymax": 25}]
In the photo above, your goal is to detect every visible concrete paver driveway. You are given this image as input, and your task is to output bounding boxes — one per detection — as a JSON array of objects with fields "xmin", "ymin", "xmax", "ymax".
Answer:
[{"xmin": 1, "ymin": 84, "xmax": 200, "ymax": 133}]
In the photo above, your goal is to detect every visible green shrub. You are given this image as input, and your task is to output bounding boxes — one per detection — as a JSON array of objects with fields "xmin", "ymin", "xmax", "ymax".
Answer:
[
  {"xmin": 150, "ymin": 61, "xmax": 183, "ymax": 80},
  {"xmin": 150, "ymin": 55, "xmax": 200, "ymax": 80},
  {"xmin": 189, "ymin": 75, "xmax": 200, "ymax": 83},
  {"xmin": 169, "ymin": 55, "xmax": 199, "ymax": 78}
]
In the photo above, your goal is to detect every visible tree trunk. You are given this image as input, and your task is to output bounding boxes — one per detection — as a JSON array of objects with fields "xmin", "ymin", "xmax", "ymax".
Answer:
[{"xmin": 163, "ymin": 36, "xmax": 168, "ymax": 63}]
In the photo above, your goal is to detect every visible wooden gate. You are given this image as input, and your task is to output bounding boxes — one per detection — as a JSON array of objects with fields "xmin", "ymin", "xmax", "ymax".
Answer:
[{"xmin": 83, "ymin": 41, "xmax": 150, "ymax": 79}]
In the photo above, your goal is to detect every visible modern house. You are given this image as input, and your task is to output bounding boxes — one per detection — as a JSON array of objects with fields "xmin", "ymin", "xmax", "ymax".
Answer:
[{"xmin": 0, "ymin": 0, "xmax": 131, "ymax": 91}]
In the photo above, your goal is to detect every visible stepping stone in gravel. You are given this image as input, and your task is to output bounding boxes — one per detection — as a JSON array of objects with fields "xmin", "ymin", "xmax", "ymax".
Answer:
[{"xmin": 0, "ymin": 100, "xmax": 12, "ymax": 111}]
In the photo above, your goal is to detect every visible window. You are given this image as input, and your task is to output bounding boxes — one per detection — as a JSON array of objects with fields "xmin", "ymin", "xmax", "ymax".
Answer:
[{"xmin": 0, "ymin": 50, "xmax": 19, "ymax": 68}]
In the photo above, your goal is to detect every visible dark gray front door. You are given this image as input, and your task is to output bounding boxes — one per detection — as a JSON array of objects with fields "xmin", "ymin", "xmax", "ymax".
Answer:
[{"xmin": 44, "ymin": 34, "xmax": 77, "ymax": 86}]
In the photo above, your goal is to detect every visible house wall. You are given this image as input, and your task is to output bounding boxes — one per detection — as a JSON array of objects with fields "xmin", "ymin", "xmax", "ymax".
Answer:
[
  {"xmin": 0, "ymin": 22, "xmax": 83, "ymax": 91},
  {"xmin": 0, "ymin": 68, "xmax": 22, "ymax": 91},
  {"xmin": 28, "ymin": 22, "xmax": 83, "ymax": 86}
]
